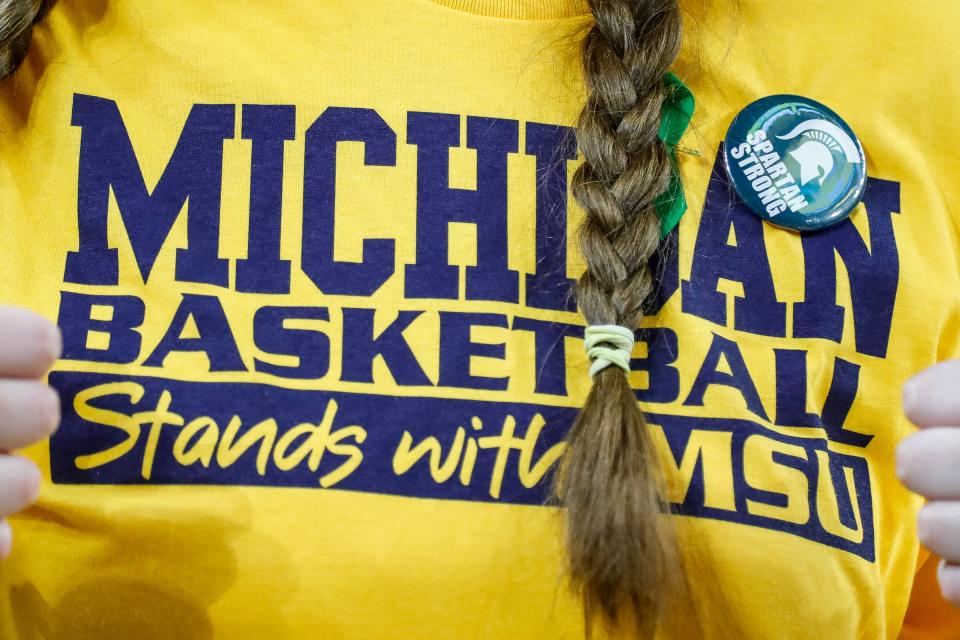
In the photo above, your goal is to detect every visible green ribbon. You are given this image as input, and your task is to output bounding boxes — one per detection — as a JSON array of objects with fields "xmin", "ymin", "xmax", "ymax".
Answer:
[{"xmin": 655, "ymin": 72, "xmax": 696, "ymax": 238}]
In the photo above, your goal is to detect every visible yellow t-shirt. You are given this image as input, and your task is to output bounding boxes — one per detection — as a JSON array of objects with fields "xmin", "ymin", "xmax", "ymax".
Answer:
[{"xmin": 1, "ymin": 1, "xmax": 958, "ymax": 638}]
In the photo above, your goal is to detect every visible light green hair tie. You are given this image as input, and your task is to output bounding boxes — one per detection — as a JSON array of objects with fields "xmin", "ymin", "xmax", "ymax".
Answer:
[{"xmin": 583, "ymin": 325, "xmax": 636, "ymax": 379}]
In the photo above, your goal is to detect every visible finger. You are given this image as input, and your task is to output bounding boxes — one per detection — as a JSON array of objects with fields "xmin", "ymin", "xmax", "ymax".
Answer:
[
  {"xmin": 918, "ymin": 502, "xmax": 960, "ymax": 561},
  {"xmin": 0, "ymin": 306, "xmax": 60, "ymax": 378},
  {"xmin": 939, "ymin": 560, "xmax": 960, "ymax": 607},
  {"xmin": 0, "ymin": 455, "xmax": 41, "ymax": 519},
  {"xmin": 0, "ymin": 380, "xmax": 59, "ymax": 450},
  {"xmin": 0, "ymin": 520, "xmax": 10, "ymax": 560},
  {"xmin": 904, "ymin": 361, "xmax": 960, "ymax": 428},
  {"xmin": 897, "ymin": 428, "xmax": 960, "ymax": 498}
]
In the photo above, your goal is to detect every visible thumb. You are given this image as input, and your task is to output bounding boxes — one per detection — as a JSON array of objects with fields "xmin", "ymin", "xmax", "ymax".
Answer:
[{"xmin": 904, "ymin": 361, "xmax": 960, "ymax": 428}]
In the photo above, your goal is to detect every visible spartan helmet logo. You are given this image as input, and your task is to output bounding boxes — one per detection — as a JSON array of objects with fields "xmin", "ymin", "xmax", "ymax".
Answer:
[{"xmin": 776, "ymin": 119, "xmax": 862, "ymax": 186}]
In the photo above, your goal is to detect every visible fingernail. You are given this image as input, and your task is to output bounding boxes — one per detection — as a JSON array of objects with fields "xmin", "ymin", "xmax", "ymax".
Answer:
[
  {"xmin": 917, "ymin": 505, "xmax": 934, "ymax": 544},
  {"xmin": 40, "ymin": 385, "xmax": 61, "ymax": 435},
  {"xmin": 47, "ymin": 324, "xmax": 63, "ymax": 362},
  {"xmin": 0, "ymin": 521, "xmax": 12, "ymax": 560},
  {"xmin": 903, "ymin": 378, "xmax": 920, "ymax": 417},
  {"xmin": 21, "ymin": 462, "xmax": 41, "ymax": 505},
  {"xmin": 896, "ymin": 440, "xmax": 912, "ymax": 481}
]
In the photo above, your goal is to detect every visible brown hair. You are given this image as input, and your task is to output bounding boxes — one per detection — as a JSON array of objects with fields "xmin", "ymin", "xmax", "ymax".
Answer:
[
  {"xmin": 0, "ymin": 0, "xmax": 43, "ymax": 78},
  {"xmin": 556, "ymin": 0, "xmax": 684, "ymax": 636},
  {"xmin": 1, "ymin": 0, "xmax": 688, "ymax": 633}
]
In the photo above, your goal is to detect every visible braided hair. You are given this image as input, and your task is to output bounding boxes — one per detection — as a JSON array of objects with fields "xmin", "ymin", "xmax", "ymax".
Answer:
[{"xmin": 555, "ymin": 0, "xmax": 684, "ymax": 635}]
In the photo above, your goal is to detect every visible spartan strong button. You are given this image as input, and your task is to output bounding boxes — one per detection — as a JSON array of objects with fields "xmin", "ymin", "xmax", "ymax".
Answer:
[{"xmin": 723, "ymin": 95, "xmax": 867, "ymax": 231}]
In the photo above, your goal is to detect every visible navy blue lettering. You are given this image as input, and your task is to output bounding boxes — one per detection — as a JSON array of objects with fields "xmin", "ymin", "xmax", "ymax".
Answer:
[
  {"xmin": 741, "ymin": 444, "xmax": 811, "ymax": 514},
  {"xmin": 773, "ymin": 349, "xmax": 871, "ymax": 447},
  {"xmin": 794, "ymin": 178, "xmax": 901, "ymax": 358},
  {"xmin": 57, "ymin": 291, "xmax": 144, "ymax": 364},
  {"xmin": 340, "ymin": 308, "xmax": 431, "ymax": 386},
  {"xmin": 822, "ymin": 449, "xmax": 862, "ymax": 530},
  {"xmin": 773, "ymin": 349, "xmax": 819, "ymax": 428},
  {"xmin": 681, "ymin": 149, "xmax": 786, "ymax": 336},
  {"xmin": 510, "ymin": 317, "xmax": 583, "ymax": 396},
  {"xmin": 438, "ymin": 312, "xmax": 509, "ymax": 390},
  {"xmin": 524, "ymin": 123, "xmax": 577, "ymax": 311},
  {"xmin": 143, "ymin": 294, "xmax": 244, "ymax": 371},
  {"xmin": 302, "ymin": 108, "xmax": 397, "ymax": 296},
  {"xmin": 660, "ymin": 427, "xmax": 713, "ymax": 511},
  {"xmin": 405, "ymin": 113, "xmax": 520, "ymax": 302},
  {"xmin": 253, "ymin": 306, "xmax": 330, "ymax": 379},
  {"xmin": 633, "ymin": 328, "xmax": 681, "ymax": 403},
  {"xmin": 65, "ymin": 94, "xmax": 234, "ymax": 286},
  {"xmin": 685, "ymin": 332, "xmax": 768, "ymax": 421},
  {"xmin": 236, "ymin": 105, "xmax": 296, "ymax": 294},
  {"xmin": 820, "ymin": 357, "xmax": 871, "ymax": 447}
]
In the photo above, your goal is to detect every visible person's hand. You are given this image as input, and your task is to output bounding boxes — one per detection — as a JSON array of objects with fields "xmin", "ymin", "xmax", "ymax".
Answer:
[
  {"xmin": 0, "ymin": 306, "xmax": 61, "ymax": 560},
  {"xmin": 898, "ymin": 360, "xmax": 960, "ymax": 606}
]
